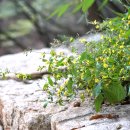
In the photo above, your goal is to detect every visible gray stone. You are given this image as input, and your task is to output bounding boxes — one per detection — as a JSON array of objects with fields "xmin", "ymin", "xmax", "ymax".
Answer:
[
  {"xmin": 58, "ymin": 33, "xmax": 102, "ymax": 54},
  {"xmin": 0, "ymin": 48, "xmax": 71, "ymax": 130},
  {"xmin": 52, "ymin": 105, "xmax": 130, "ymax": 130},
  {"xmin": 0, "ymin": 47, "xmax": 130, "ymax": 130}
]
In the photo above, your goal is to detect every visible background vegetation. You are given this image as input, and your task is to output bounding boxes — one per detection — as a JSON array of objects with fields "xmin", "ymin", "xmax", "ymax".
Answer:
[{"xmin": 0, "ymin": 0, "xmax": 127, "ymax": 55}]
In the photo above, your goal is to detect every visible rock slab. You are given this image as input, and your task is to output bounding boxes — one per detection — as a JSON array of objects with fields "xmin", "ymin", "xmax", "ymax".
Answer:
[
  {"xmin": 0, "ymin": 48, "xmax": 70, "ymax": 130},
  {"xmin": 0, "ymin": 48, "xmax": 130, "ymax": 130}
]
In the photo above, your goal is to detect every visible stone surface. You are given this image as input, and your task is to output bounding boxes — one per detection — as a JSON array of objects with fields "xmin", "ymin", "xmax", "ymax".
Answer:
[
  {"xmin": 52, "ymin": 105, "xmax": 130, "ymax": 130},
  {"xmin": 0, "ymin": 48, "xmax": 71, "ymax": 130},
  {"xmin": 0, "ymin": 46, "xmax": 130, "ymax": 130},
  {"xmin": 58, "ymin": 33, "xmax": 102, "ymax": 54}
]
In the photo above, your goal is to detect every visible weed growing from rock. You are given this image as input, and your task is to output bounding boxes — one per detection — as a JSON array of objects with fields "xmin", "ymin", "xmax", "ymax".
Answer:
[{"xmin": 41, "ymin": 10, "xmax": 130, "ymax": 111}]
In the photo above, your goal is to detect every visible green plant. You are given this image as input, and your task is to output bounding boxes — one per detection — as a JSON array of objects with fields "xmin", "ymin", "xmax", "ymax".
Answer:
[
  {"xmin": 40, "ymin": 9, "xmax": 130, "ymax": 111},
  {"xmin": 49, "ymin": 0, "xmax": 95, "ymax": 18}
]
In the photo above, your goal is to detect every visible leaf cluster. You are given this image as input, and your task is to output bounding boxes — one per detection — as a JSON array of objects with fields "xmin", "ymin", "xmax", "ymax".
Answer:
[{"xmin": 41, "ymin": 9, "xmax": 130, "ymax": 111}]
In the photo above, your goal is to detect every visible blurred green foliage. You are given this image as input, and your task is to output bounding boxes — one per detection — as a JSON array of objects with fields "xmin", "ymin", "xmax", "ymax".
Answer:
[{"xmin": 0, "ymin": 0, "xmax": 127, "ymax": 48}]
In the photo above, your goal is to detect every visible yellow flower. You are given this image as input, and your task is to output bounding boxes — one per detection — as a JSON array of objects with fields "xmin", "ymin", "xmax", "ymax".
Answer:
[
  {"xmin": 119, "ymin": 45, "xmax": 124, "ymax": 49},
  {"xmin": 96, "ymin": 58, "xmax": 99, "ymax": 61},
  {"xmin": 79, "ymin": 38, "xmax": 86, "ymax": 43},
  {"xmin": 120, "ymin": 30, "xmax": 123, "ymax": 33},
  {"xmin": 86, "ymin": 60, "xmax": 90, "ymax": 65},
  {"xmin": 103, "ymin": 63, "xmax": 108, "ymax": 68},
  {"xmin": 122, "ymin": 18, "xmax": 125, "ymax": 21},
  {"xmin": 108, "ymin": 68, "xmax": 111, "ymax": 71},
  {"xmin": 93, "ymin": 20, "xmax": 97, "ymax": 25},
  {"xmin": 109, "ymin": 39, "xmax": 112, "ymax": 42},
  {"xmin": 57, "ymin": 89, "xmax": 61, "ymax": 96},
  {"xmin": 99, "ymin": 57, "xmax": 103, "ymax": 61},
  {"xmin": 128, "ymin": 20, "xmax": 130, "ymax": 25},
  {"xmin": 95, "ymin": 78, "xmax": 99, "ymax": 83},
  {"xmin": 112, "ymin": 50, "xmax": 115, "ymax": 53},
  {"xmin": 102, "ymin": 75, "xmax": 108, "ymax": 79},
  {"xmin": 111, "ymin": 28, "xmax": 114, "ymax": 31},
  {"xmin": 111, "ymin": 65, "xmax": 115, "ymax": 71},
  {"xmin": 59, "ymin": 52, "xmax": 64, "ymax": 55},
  {"xmin": 103, "ymin": 50, "xmax": 106, "ymax": 54},
  {"xmin": 121, "ymin": 76, "xmax": 126, "ymax": 80},
  {"xmin": 101, "ymin": 35, "xmax": 104, "ymax": 40},
  {"xmin": 64, "ymin": 91, "xmax": 68, "ymax": 96},
  {"xmin": 119, "ymin": 34, "xmax": 122, "ymax": 39},
  {"xmin": 103, "ymin": 58, "xmax": 106, "ymax": 62},
  {"xmin": 109, "ymin": 21, "xmax": 112, "ymax": 25},
  {"xmin": 120, "ymin": 68, "xmax": 124, "ymax": 74},
  {"xmin": 60, "ymin": 86, "xmax": 64, "ymax": 91},
  {"xmin": 96, "ymin": 25, "xmax": 99, "ymax": 29}
]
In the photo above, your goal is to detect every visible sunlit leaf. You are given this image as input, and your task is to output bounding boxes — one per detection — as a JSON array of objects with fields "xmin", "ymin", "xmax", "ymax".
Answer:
[
  {"xmin": 67, "ymin": 78, "xmax": 73, "ymax": 93},
  {"xmin": 82, "ymin": 0, "xmax": 95, "ymax": 13},
  {"xmin": 72, "ymin": 3, "xmax": 82, "ymax": 13},
  {"xmin": 47, "ymin": 76, "xmax": 54, "ymax": 86},
  {"xmin": 48, "ymin": 3, "xmax": 70, "ymax": 18}
]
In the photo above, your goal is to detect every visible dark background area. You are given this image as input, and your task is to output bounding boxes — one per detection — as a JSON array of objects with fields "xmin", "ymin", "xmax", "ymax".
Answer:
[{"xmin": 0, "ymin": 0, "xmax": 127, "ymax": 56}]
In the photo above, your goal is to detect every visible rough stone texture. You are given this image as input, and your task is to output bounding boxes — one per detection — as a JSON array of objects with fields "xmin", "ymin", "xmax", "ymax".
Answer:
[
  {"xmin": 58, "ymin": 33, "xmax": 102, "ymax": 54},
  {"xmin": 52, "ymin": 104, "xmax": 130, "ymax": 130},
  {"xmin": 0, "ymin": 48, "xmax": 71, "ymax": 130},
  {"xmin": 0, "ymin": 40, "xmax": 130, "ymax": 130}
]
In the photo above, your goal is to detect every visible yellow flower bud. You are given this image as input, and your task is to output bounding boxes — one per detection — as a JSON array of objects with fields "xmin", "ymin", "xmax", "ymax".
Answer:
[{"xmin": 103, "ymin": 63, "xmax": 108, "ymax": 68}]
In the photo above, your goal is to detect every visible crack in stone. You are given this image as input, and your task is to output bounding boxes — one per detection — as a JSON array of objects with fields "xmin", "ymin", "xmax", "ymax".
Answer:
[
  {"xmin": 0, "ymin": 100, "xmax": 4, "ymax": 129},
  {"xmin": 52, "ymin": 112, "xmax": 93, "ymax": 130},
  {"xmin": 11, "ymin": 107, "xmax": 15, "ymax": 127}
]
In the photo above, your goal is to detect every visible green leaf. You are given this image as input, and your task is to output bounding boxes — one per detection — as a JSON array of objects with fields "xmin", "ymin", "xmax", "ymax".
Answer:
[
  {"xmin": 93, "ymin": 82, "xmax": 102, "ymax": 97},
  {"xmin": 72, "ymin": 3, "xmax": 82, "ymax": 13},
  {"xmin": 103, "ymin": 80, "xmax": 126, "ymax": 104},
  {"xmin": 125, "ymin": 30, "xmax": 130, "ymax": 37},
  {"xmin": 80, "ymin": 52, "xmax": 87, "ymax": 61},
  {"xmin": 80, "ymin": 93, "xmax": 85, "ymax": 102},
  {"xmin": 43, "ymin": 101, "xmax": 48, "ymax": 108},
  {"xmin": 48, "ymin": 65, "xmax": 52, "ymax": 72},
  {"xmin": 57, "ymin": 4, "xmax": 70, "ymax": 17},
  {"xmin": 67, "ymin": 78, "xmax": 73, "ymax": 93},
  {"xmin": 82, "ymin": 0, "xmax": 95, "ymax": 13},
  {"xmin": 94, "ymin": 94, "xmax": 104, "ymax": 112},
  {"xmin": 49, "ymin": 3, "xmax": 70, "ymax": 18},
  {"xmin": 50, "ymin": 50, "xmax": 56, "ymax": 56},
  {"xmin": 47, "ymin": 76, "xmax": 54, "ymax": 86},
  {"xmin": 83, "ymin": 69, "xmax": 91, "ymax": 80},
  {"xmin": 56, "ymin": 58, "xmax": 64, "ymax": 66},
  {"xmin": 43, "ymin": 83, "xmax": 49, "ymax": 91},
  {"xmin": 58, "ymin": 98, "xmax": 63, "ymax": 105}
]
